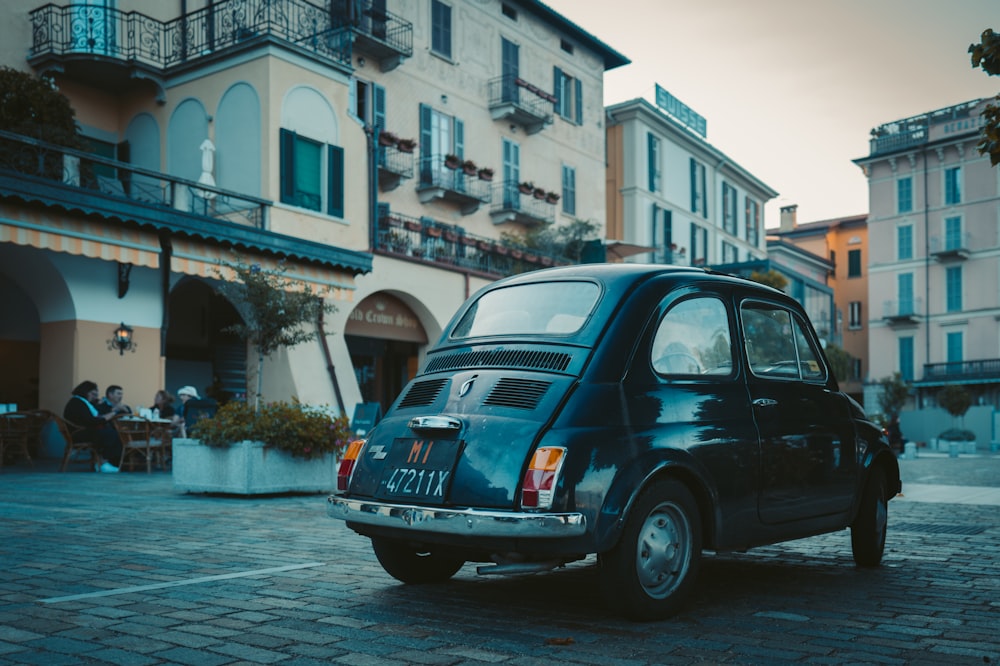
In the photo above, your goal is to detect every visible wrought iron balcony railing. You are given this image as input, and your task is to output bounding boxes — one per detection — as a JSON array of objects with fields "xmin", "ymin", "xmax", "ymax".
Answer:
[
  {"xmin": 29, "ymin": 0, "xmax": 352, "ymax": 76},
  {"xmin": 0, "ymin": 129, "xmax": 269, "ymax": 229},
  {"xmin": 882, "ymin": 298, "xmax": 922, "ymax": 323},
  {"xmin": 375, "ymin": 210, "xmax": 559, "ymax": 278},
  {"xmin": 923, "ymin": 358, "xmax": 1000, "ymax": 383},
  {"xmin": 489, "ymin": 181, "xmax": 557, "ymax": 226},
  {"xmin": 417, "ymin": 156, "xmax": 492, "ymax": 214},
  {"xmin": 376, "ymin": 144, "xmax": 414, "ymax": 191},
  {"xmin": 487, "ymin": 75, "xmax": 555, "ymax": 134},
  {"xmin": 929, "ymin": 232, "xmax": 972, "ymax": 261},
  {"xmin": 329, "ymin": 0, "xmax": 412, "ymax": 69}
]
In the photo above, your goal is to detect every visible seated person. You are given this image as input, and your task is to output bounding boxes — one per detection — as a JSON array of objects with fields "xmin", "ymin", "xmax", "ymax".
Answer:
[
  {"xmin": 153, "ymin": 389, "xmax": 181, "ymax": 434},
  {"xmin": 97, "ymin": 384, "xmax": 132, "ymax": 417},
  {"xmin": 176, "ymin": 385, "xmax": 218, "ymax": 437},
  {"xmin": 63, "ymin": 380, "xmax": 121, "ymax": 473}
]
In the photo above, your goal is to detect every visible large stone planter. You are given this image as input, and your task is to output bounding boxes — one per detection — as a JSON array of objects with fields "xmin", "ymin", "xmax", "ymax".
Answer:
[{"xmin": 172, "ymin": 439, "xmax": 338, "ymax": 495}]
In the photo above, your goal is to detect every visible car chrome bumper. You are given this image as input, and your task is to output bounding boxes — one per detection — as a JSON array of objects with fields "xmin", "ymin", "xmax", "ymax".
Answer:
[{"xmin": 327, "ymin": 496, "xmax": 587, "ymax": 538}]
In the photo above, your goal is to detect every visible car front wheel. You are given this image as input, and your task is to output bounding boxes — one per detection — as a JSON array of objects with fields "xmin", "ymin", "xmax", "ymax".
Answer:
[
  {"xmin": 371, "ymin": 537, "xmax": 465, "ymax": 584},
  {"xmin": 599, "ymin": 478, "xmax": 702, "ymax": 620},
  {"xmin": 851, "ymin": 470, "xmax": 888, "ymax": 567}
]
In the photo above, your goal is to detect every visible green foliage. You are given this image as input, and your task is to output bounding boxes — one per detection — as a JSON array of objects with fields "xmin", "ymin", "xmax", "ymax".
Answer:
[
  {"xmin": 747, "ymin": 269, "xmax": 788, "ymax": 291},
  {"xmin": 876, "ymin": 373, "xmax": 910, "ymax": 420},
  {"xmin": 0, "ymin": 66, "xmax": 81, "ymax": 147},
  {"xmin": 196, "ymin": 400, "xmax": 353, "ymax": 459},
  {"xmin": 937, "ymin": 384, "xmax": 972, "ymax": 419},
  {"xmin": 969, "ymin": 28, "xmax": 1000, "ymax": 166},
  {"xmin": 501, "ymin": 218, "xmax": 601, "ymax": 265},
  {"xmin": 823, "ymin": 343, "xmax": 852, "ymax": 383}
]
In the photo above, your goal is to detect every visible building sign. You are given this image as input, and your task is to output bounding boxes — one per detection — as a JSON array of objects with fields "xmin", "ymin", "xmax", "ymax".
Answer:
[
  {"xmin": 345, "ymin": 293, "xmax": 427, "ymax": 343},
  {"xmin": 655, "ymin": 84, "xmax": 707, "ymax": 138}
]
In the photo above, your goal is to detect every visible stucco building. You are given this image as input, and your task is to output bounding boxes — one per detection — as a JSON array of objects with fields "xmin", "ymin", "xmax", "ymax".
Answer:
[{"xmin": 0, "ymin": 1, "xmax": 627, "ymax": 424}]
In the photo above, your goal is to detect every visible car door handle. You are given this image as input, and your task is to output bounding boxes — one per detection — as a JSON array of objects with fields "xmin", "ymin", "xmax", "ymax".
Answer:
[
  {"xmin": 753, "ymin": 398, "xmax": 778, "ymax": 408},
  {"xmin": 408, "ymin": 416, "xmax": 462, "ymax": 431}
]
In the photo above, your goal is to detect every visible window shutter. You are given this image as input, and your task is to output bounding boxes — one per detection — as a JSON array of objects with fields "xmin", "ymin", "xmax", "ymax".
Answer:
[
  {"xmin": 689, "ymin": 158, "xmax": 696, "ymax": 212},
  {"xmin": 419, "ymin": 103, "xmax": 432, "ymax": 182},
  {"xmin": 553, "ymin": 66, "xmax": 562, "ymax": 113},
  {"xmin": 701, "ymin": 165, "xmax": 708, "ymax": 217},
  {"xmin": 574, "ymin": 77, "xmax": 583, "ymax": 124},
  {"xmin": 454, "ymin": 118, "xmax": 464, "ymax": 158},
  {"xmin": 647, "ymin": 133, "xmax": 656, "ymax": 191},
  {"xmin": 373, "ymin": 84, "xmax": 386, "ymax": 130},
  {"xmin": 327, "ymin": 144, "xmax": 344, "ymax": 217},
  {"xmin": 280, "ymin": 128, "xmax": 295, "ymax": 204}
]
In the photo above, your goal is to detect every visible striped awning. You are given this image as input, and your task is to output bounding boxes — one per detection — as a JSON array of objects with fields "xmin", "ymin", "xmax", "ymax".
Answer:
[{"xmin": 0, "ymin": 202, "xmax": 160, "ymax": 268}]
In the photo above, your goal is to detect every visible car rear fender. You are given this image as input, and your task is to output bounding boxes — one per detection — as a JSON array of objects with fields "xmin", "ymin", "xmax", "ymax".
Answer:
[{"xmin": 592, "ymin": 454, "xmax": 719, "ymax": 554}]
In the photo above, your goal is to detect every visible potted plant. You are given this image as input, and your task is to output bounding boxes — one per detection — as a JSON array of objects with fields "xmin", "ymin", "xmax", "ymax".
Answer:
[
  {"xmin": 397, "ymin": 138, "xmax": 416, "ymax": 153},
  {"xmin": 444, "ymin": 154, "xmax": 461, "ymax": 169},
  {"xmin": 533, "ymin": 186, "xmax": 546, "ymax": 200},
  {"xmin": 518, "ymin": 181, "xmax": 534, "ymax": 195},
  {"xmin": 545, "ymin": 191, "xmax": 561, "ymax": 204},
  {"xmin": 477, "ymin": 167, "xmax": 494, "ymax": 181},
  {"xmin": 462, "ymin": 159, "xmax": 478, "ymax": 176},
  {"xmin": 377, "ymin": 130, "xmax": 399, "ymax": 147},
  {"xmin": 173, "ymin": 400, "xmax": 353, "ymax": 495}
]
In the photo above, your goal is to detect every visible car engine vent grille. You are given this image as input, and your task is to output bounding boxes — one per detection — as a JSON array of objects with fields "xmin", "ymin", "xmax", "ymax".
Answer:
[
  {"xmin": 397, "ymin": 378, "xmax": 448, "ymax": 409},
  {"xmin": 426, "ymin": 349, "xmax": 572, "ymax": 373},
  {"xmin": 483, "ymin": 378, "xmax": 551, "ymax": 410}
]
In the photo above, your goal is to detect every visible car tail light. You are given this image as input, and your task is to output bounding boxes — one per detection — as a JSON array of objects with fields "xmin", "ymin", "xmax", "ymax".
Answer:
[
  {"xmin": 521, "ymin": 446, "xmax": 566, "ymax": 510},
  {"xmin": 336, "ymin": 439, "xmax": 366, "ymax": 492}
]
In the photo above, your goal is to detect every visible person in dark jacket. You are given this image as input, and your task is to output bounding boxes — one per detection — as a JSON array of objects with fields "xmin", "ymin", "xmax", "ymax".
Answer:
[
  {"xmin": 63, "ymin": 380, "xmax": 122, "ymax": 473},
  {"xmin": 887, "ymin": 416, "xmax": 904, "ymax": 456}
]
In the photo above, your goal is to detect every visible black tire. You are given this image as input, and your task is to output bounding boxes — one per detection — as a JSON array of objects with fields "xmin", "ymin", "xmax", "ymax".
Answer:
[
  {"xmin": 851, "ymin": 470, "xmax": 888, "ymax": 567},
  {"xmin": 371, "ymin": 537, "xmax": 465, "ymax": 584},
  {"xmin": 599, "ymin": 478, "xmax": 702, "ymax": 621}
]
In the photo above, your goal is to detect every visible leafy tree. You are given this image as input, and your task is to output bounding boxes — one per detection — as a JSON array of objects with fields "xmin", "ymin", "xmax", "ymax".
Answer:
[
  {"xmin": 215, "ymin": 256, "xmax": 335, "ymax": 411},
  {"xmin": 969, "ymin": 28, "xmax": 1000, "ymax": 166},
  {"xmin": 937, "ymin": 384, "xmax": 972, "ymax": 425},
  {"xmin": 823, "ymin": 342, "xmax": 852, "ymax": 383},
  {"xmin": 747, "ymin": 269, "xmax": 788, "ymax": 291},
  {"xmin": 0, "ymin": 66, "xmax": 80, "ymax": 147},
  {"xmin": 876, "ymin": 373, "xmax": 910, "ymax": 421}
]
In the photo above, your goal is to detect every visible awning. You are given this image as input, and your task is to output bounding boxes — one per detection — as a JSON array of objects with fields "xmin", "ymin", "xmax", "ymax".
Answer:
[
  {"xmin": 170, "ymin": 237, "xmax": 356, "ymax": 300},
  {"xmin": 606, "ymin": 241, "xmax": 658, "ymax": 261},
  {"xmin": 0, "ymin": 202, "xmax": 160, "ymax": 268}
]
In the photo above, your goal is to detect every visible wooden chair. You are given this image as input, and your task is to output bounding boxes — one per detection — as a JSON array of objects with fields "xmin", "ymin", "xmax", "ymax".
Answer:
[
  {"xmin": 114, "ymin": 417, "xmax": 167, "ymax": 473},
  {"xmin": 0, "ymin": 412, "xmax": 34, "ymax": 470},
  {"xmin": 56, "ymin": 415, "xmax": 97, "ymax": 472}
]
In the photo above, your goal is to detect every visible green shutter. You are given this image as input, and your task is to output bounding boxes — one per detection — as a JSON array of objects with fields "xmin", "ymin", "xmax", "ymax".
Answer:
[
  {"xmin": 454, "ymin": 118, "xmax": 464, "ymax": 159},
  {"xmin": 327, "ymin": 144, "xmax": 344, "ymax": 217},
  {"xmin": 280, "ymin": 128, "xmax": 295, "ymax": 204},
  {"xmin": 373, "ymin": 84, "xmax": 386, "ymax": 130},
  {"xmin": 648, "ymin": 133, "xmax": 656, "ymax": 191},
  {"xmin": 574, "ymin": 78, "xmax": 583, "ymax": 124},
  {"xmin": 553, "ymin": 66, "xmax": 562, "ymax": 114},
  {"xmin": 419, "ymin": 103, "xmax": 432, "ymax": 182},
  {"xmin": 689, "ymin": 158, "xmax": 696, "ymax": 212}
]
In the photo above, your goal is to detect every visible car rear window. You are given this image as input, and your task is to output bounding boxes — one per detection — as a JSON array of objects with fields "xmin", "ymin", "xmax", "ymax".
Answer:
[{"xmin": 451, "ymin": 281, "xmax": 600, "ymax": 338}]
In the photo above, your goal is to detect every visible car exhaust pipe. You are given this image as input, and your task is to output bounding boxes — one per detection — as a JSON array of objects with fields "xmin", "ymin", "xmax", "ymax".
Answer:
[{"xmin": 476, "ymin": 560, "xmax": 566, "ymax": 576}]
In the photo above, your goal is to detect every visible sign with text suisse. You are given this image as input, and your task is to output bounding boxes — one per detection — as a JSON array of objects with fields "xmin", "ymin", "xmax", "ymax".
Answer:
[{"xmin": 655, "ymin": 84, "xmax": 707, "ymax": 139}]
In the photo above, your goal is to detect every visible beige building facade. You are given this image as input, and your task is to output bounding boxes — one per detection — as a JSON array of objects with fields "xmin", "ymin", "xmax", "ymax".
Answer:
[{"xmin": 0, "ymin": 0, "xmax": 627, "ymax": 426}]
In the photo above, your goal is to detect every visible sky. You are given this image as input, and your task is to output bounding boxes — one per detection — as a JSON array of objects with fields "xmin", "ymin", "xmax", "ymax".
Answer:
[{"xmin": 544, "ymin": 0, "xmax": 999, "ymax": 228}]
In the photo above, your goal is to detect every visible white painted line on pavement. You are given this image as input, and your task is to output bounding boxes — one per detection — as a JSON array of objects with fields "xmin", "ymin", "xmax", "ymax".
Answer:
[{"xmin": 39, "ymin": 562, "xmax": 326, "ymax": 604}]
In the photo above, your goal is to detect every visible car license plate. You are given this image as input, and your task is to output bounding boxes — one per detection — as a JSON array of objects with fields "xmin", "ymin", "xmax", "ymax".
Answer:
[{"xmin": 378, "ymin": 438, "xmax": 461, "ymax": 502}]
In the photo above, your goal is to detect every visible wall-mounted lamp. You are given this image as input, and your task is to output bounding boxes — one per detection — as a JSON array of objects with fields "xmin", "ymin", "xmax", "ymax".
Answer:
[
  {"xmin": 440, "ymin": 94, "xmax": 448, "ymax": 104},
  {"xmin": 357, "ymin": 56, "xmax": 366, "ymax": 67},
  {"xmin": 108, "ymin": 322, "xmax": 136, "ymax": 356}
]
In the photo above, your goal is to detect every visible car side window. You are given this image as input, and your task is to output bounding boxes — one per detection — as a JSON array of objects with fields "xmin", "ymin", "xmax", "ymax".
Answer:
[
  {"xmin": 652, "ymin": 297, "xmax": 733, "ymax": 376},
  {"xmin": 742, "ymin": 301, "xmax": 826, "ymax": 381}
]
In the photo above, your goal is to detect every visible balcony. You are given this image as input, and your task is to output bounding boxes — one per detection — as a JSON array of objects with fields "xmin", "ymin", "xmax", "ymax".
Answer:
[
  {"xmin": 922, "ymin": 359, "xmax": 1000, "ymax": 384},
  {"xmin": 882, "ymin": 298, "xmax": 922, "ymax": 326},
  {"xmin": 487, "ymin": 75, "xmax": 555, "ymax": 134},
  {"xmin": 930, "ymin": 233, "xmax": 971, "ymax": 262},
  {"xmin": 374, "ymin": 210, "xmax": 558, "ymax": 278},
  {"xmin": 376, "ymin": 144, "xmax": 414, "ymax": 192},
  {"xmin": 489, "ymin": 182, "xmax": 557, "ymax": 226},
  {"xmin": 28, "ymin": 0, "xmax": 353, "ymax": 97},
  {"xmin": 417, "ymin": 156, "xmax": 492, "ymax": 215},
  {"xmin": 329, "ymin": 0, "xmax": 412, "ymax": 71}
]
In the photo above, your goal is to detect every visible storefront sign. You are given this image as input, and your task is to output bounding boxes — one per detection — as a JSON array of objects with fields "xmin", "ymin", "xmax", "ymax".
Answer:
[
  {"xmin": 345, "ymin": 293, "xmax": 427, "ymax": 343},
  {"xmin": 655, "ymin": 84, "xmax": 707, "ymax": 138}
]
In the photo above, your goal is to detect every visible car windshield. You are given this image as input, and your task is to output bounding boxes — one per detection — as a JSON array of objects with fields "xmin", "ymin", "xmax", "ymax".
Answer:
[{"xmin": 451, "ymin": 281, "xmax": 600, "ymax": 338}]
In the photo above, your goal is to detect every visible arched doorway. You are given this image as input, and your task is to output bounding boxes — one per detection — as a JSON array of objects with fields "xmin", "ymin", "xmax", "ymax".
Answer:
[
  {"xmin": 166, "ymin": 278, "xmax": 245, "ymax": 402},
  {"xmin": 0, "ymin": 273, "xmax": 41, "ymax": 410},
  {"xmin": 345, "ymin": 293, "xmax": 428, "ymax": 414}
]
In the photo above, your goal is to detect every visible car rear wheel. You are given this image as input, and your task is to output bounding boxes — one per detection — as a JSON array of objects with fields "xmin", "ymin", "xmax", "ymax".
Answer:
[
  {"xmin": 599, "ymin": 478, "xmax": 701, "ymax": 620},
  {"xmin": 851, "ymin": 470, "xmax": 888, "ymax": 567},
  {"xmin": 371, "ymin": 537, "xmax": 465, "ymax": 584}
]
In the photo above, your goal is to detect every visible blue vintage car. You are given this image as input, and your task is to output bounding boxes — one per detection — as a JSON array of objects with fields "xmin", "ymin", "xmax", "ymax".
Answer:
[{"xmin": 328, "ymin": 264, "xmax": 901, "ymax": 619}]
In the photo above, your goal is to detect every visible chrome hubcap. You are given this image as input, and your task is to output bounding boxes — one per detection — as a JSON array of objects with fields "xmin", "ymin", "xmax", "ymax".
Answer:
[{"xmin": 635, "ymin": 501, "xmax": 691, "ymax": 599}]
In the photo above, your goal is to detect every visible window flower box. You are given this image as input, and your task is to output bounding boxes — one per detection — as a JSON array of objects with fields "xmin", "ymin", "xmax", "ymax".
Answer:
[
  {"xmin": 397, "ymin": 138, "xmax": 416, "ymax": 153},
  {"xmin": 462, "ymin": 160, "xmax": 478, "ymax": 176},
  {"xmin": 444, "ymin": 154, "xmax": 461, "ymax": 169},
  {"xmin": 378, "ymin": 131, "xmax": 399, "ymax": 147},
  {"xmin": 478, "ymin": 167, "xmax": 494, "ymax": 181}
]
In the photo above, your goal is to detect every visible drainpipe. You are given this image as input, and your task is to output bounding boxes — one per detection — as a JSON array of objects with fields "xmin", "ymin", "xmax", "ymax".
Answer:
[
  {"xmin": 923, "ymin": 147, "xmax": 930, "ymax": 389},
  {"xmin": 159, "ymin": 230, "xmax": 172, "ymax": 357},
  {"xmin": 318, "ymin": 304, "xmax": 346, "ymax": 415}
]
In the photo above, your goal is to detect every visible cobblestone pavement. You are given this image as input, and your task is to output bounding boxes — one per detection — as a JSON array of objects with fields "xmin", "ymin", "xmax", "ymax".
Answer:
[{"xmin": 0, "ymin": 457, "xmax": 998, "ymax": 666}]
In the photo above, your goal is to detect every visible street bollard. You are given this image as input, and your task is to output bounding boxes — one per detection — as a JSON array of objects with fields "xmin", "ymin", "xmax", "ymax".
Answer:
[
  {"xmin": 948, "ymin": 441, "xmax": 959, "ymax": 458},
  {"xmin": 903, "ymin": 441, "xmax": 917, "ymax": 460}
]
